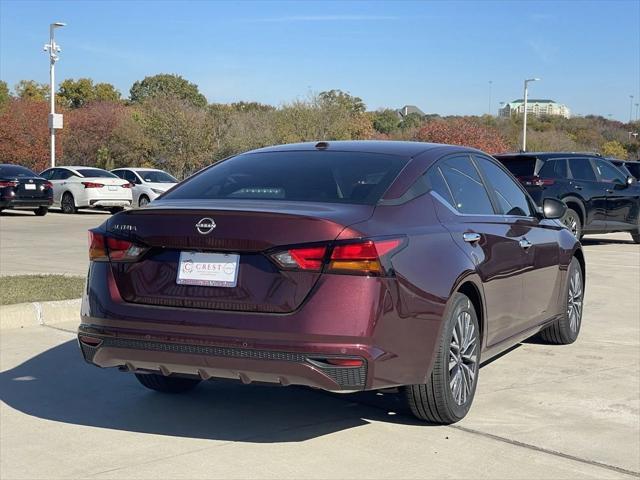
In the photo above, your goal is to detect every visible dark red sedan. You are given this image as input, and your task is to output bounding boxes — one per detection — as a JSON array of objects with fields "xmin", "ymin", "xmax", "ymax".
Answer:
[{"xmin": 79, "ymin": 141, "xmax": 585, "ymax": 424}]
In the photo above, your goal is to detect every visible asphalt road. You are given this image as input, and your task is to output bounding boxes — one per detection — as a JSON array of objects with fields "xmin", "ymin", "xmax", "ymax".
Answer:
[{"xmin": 1, "ymin": 213, "xmax": 639, "ymax": 479}]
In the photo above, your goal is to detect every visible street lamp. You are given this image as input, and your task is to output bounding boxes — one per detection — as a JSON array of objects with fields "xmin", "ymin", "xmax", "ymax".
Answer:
[
  {"xmin": 488, "ymin": 80, "xmax": 493, "ymax": 116},
  {"xmin": 43, "ymin": 22, "xmax": 66, "ymax": 168},
  {"xmin": 630, "ymin": 95, "xmax": 635, "ymax": 124},
  {"xmin": 635, "ymin": 103, "xmax": 639, "ymax": 122},
  {"xmin": 522, "ymin": 77, "xmax": 540, "ymax": 152}
]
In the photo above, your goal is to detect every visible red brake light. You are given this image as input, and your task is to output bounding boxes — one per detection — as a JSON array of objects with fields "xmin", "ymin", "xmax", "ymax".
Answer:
[
  {"xmin": 325, "ymin": 358, "xmax": 364, "ymax": 367},
  {"xmin": 82, "ymin": 182, "xmax": 104, "ymax": 188},
  {"xmin": 43, "ymin": 181, "xmax": 53, "ymax": 189},
  {"xmin": 0, "ymin": 181, "xmax": 18, "ymax": 188},
  {"xmin": 88, "ymin": 230, "xmax": 145, "ymax": 262}
]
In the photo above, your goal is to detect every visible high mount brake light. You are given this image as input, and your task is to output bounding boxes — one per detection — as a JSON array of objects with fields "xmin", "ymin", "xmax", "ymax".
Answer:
[
  {"xmin": 88, "ymin": 230, "xmax": 146, "ymax": 262},
  {"xmin": 82, "ymin": 182, "xmax": 104, "ymax": 188},
  {"xmin": 270, "ymin": 238, "xmax": 403, "ymax": 276}
]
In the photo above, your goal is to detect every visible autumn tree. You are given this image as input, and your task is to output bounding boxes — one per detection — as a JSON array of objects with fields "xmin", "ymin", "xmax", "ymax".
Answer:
[
  {"xmin": 601, "ymin": 140, "xmax": 628, "ymax": 159},
  {"xmin": 130, "ymin": 74, "xmax": 207, "ymax": 107},
  {"xmin": 0, "ymin": 99, "xmax": 63, "ymax": 172},
  {"xmin": 14, "ymin": 80, "xmax": 48, "ymax": 101},
  {"xmin": 415, "ymin": 118, "xmax": 509, "ymax": 154},
  {"xmin": 0, "ymin": 81, "xmax": 10, "ymax": 107}
]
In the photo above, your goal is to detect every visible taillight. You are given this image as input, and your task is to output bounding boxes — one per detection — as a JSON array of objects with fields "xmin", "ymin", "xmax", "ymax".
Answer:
[
  {"xmin": 121, "ymin": 183, "xmax": 133, "ymax": 189},
  {"xmin": 43, "ymin": 181, "xmax": 53, "ymax": 189},
  {"xmin": 272, "ymin": 246, "xmax": 327, "ymax": 271},
  {"xmin": 0, "ymin": 181, "xmax": 18, "ymax": 188},
  {"xmin": 270, "ymin": 238, "xmax": 404, "ymax": 276},
  {"xmin": 328, "ymin": 239, "xmax": 402, "ymax": 275},
  {"xmin": 520, "ymin": 176, "xmax": 554, "ymax": 187},
  {"xmin": 88, "ymin": 230, "xmax": 146, "ymax": 262},
  {"xmin": 82, "ymin": 182, "xmax": 104, "ymax": 188}
]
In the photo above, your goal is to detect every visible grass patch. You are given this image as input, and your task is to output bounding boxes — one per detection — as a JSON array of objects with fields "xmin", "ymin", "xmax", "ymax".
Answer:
[{"xmin": 0, "ymin": 275, "xmax": 85, "ymax": 305}]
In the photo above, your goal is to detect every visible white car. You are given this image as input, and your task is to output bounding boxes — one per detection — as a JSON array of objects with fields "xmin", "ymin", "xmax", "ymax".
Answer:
[
  {"xmin": 111, "ymin": 168, "xmax": 178, "ymax": 207},
  {"xmin": 39, "ymin": 166, "xmax": 133, "ymax": 214}
]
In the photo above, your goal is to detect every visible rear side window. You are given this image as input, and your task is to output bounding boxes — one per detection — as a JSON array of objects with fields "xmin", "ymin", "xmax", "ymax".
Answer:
[
  {"xmin": 0, "ymin": 165, "xmax": 37, "ymax": 178},
  {"xmin": 475, "ymin": 156, "xmax": 533, "ymax": 217},
  {"xmin": 163, "ymin": 151, "xmax": 408, "ymax": 205},
  {"xmin": 538, "ymin": 159, "xmax": 568, "ymax": 179},
  {"xmin": 76, "ymin": 168, "xmax": 118, "ymax": 178},
  {"xmin": 433, "ymin": 155, "xmax": 495, "ymax": 215},
  {"xmin": 494, "ymin": 156, "xmax": 536, "ymax": 177},
  {"xmin": 568, "ymin": 158, "xmax": 597, "ymax": 181}
]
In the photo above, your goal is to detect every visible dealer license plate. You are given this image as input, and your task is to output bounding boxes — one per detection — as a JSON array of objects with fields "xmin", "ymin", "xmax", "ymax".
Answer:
[{"xmin": 177, "ymin": 251, "xmax": 239, "ymax": 287}]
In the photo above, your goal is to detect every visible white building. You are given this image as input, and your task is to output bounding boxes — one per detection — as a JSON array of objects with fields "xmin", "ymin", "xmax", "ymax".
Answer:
[{"xmin": 499, "ymin": 99, "xmax": 570, "ymax": 119}]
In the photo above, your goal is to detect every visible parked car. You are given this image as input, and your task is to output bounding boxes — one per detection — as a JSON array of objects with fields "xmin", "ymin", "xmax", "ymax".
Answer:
[
  {"xmin": 0, "ymin": 164, "xmax": 53, "ymax": 215},
  {"xmin": 111, "ymin": 168, "xmax": 178, "ymax": 207},
  {"xmin": 78, "ymin": 141, "xmax": 585, "ymax": 424},
  {"xmin": 608, "ymin": 158, "xmax": 640, "ymax": 181},
  {"xmin": 494, "ymin": 152, "xmax": 640, "ymax": 243},
  {"xmin": 39, "ymin": 166, "xmax": 133, "ymax": 214}
]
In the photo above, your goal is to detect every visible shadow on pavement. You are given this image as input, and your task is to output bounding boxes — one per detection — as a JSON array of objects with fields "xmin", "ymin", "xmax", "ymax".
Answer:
[
  {"xmin": 0, "ymin": 339, "xmax": 424, "ymax": 442},
  {"xmin": 580, "ymin": 236, "xmax": 635, "ymax": 246}
]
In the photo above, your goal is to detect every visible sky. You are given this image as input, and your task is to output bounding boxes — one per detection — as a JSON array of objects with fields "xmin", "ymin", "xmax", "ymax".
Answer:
[{"xmin": 1, "ymin": 0, "xmax": 639, "ymax": 121}]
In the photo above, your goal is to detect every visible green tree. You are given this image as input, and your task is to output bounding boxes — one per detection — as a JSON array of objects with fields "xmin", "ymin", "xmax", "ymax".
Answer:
[
  {"xmin": 373, "ymin": 109, "xmax": 400, "ymax": 134},
  {"xmin": 129, "ymin": 74, "xmax": 207, "ymax": 107},
  {"xmin": 318, "ymin": 89, "xmax": 366, "ymax": 114},
  {"xmin": 601, "ymin": 140, "xmax": 628, "ymax": 159},
  {"xmin": 400, "ymin": 112, "xmax": 423, "ymax": 130},
  {"xmin": 58, "ymin": 78, "xmax": 122, "ymax": 108},
  {"xmin": 14, "ymin": 80, "xmax": 48, "ymax": 101},
  {"xmin": 0, "ymin": 80, "xmax": 10, "ymax": 107}
]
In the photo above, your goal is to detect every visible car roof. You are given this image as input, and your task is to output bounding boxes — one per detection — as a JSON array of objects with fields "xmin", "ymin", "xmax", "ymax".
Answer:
[
  {"xmin": 494, "ymin": 152, "xmax": 602, "ymax": 160},
  {"xmin": 248, "ymin": 140, "xmax": 477, "ymax": 158}
]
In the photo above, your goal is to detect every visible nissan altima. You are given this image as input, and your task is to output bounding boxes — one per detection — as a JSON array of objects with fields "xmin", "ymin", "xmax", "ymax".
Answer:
[{"xmin": 79, "ymin": 141, "xmax": 585, "ymax": 424}]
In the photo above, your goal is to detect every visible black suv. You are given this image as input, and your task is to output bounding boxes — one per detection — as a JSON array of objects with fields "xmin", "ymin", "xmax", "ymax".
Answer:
[{"xmin": 494, "ymin": 152, "xmax": 640, "ymax": 243}]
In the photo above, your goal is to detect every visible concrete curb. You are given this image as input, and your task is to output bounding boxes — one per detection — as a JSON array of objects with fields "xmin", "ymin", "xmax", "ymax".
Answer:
[{"xmin": 0, "ymin": 298, "xmax": 81, "ymax": 330}]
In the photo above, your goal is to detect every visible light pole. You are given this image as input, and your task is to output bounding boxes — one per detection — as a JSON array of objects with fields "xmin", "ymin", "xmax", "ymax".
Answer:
[
  {"xmin": 635, "ymin": 103, "xmax": 639, "ymax": 122},
  {"xmin": 44, "ymin": 22, "xmax": 66, "ymax": 168},
  {"xmin": 488, "ymin": 80, "xmax": 493, "ymax": 116},
  {"xmin": 630, "ymin": 95, "xmax": 635, "ymax": 124},
  {"xmin": 522, "ymin": 77, "xmax": 540, "ymax": 152}
]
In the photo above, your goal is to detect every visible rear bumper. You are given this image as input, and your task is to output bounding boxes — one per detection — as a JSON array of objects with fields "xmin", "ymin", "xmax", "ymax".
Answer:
[
  {"xmin": 88, "ymin": 199, "xmax": 132, "ymax": 208},
  {"xmin": 78, "ymin": 329, "xmax": 368, "ymax": 391},
  {"xmin": 0, "ymin": 197, "xmax": 52, "ymax": 208},
  {"xmin": 80, "ymin": 262, "xmax": 446, "ymax": 392}
]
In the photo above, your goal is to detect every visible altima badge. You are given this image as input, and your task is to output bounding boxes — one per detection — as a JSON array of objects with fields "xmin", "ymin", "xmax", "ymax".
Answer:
[{"xmin": 195, "ymin": 217, "xmax": 216, "ymax": 235}]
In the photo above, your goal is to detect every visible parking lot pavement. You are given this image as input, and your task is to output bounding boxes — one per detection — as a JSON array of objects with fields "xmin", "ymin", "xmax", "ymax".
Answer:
[
  {"xmin": 0, "ymin": 209, "xmax": 108, "ymax": 276},
  {"xmin": 0, "ymin": 226, "xmax": 638, "ymax": 479}
]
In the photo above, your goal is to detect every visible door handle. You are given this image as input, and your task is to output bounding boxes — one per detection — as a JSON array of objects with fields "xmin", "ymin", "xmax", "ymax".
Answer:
[
  {"xmin": 463, "ymin": 232, "xmax": 482, "ymax": 243},
  {"xmin": 606, "ymin": 189, "xmax": 613, "ymax": 194},
  {"xmin": 519, "ymin": 238, "xmax": 533, "ymax": 250},
  {"xmin": 574, "ymin": 185, "xmax": 583, "ymax": 190}
]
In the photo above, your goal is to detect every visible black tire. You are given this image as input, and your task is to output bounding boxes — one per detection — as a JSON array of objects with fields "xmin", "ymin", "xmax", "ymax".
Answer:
[
  {"xmin": 61, "ymin": 192, "xmax": 77, "ymax": 214},
  {"xmin": 134, "ymin": 373, "xmax": 201, "ymax": 393},
  {"xmin": 109, "ymin": 207, "xmax": 124, "ymax": 215},
  {"xmin": 34, "ymin": 206, "xmax": 48, "ymax": 216},
  {"xmin": 538, "ymin": 257, "xmax": 584, "ymax": 345},
  {"xmin": 562, "ymin": 208, "xmax": 582, "ymax": 239},
  {"xmin": 405, "ymin": 292, "xmax": 480, "ymax": 424},
  {"xmin": 138, "ymin": 195, "xmax": 150, "ymax": 207}
]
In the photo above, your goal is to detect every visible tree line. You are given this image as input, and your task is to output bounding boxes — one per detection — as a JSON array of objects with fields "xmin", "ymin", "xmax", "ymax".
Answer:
[{"xmin": 0, "ymin": 74, "xmax": 637, "ymax": 178}]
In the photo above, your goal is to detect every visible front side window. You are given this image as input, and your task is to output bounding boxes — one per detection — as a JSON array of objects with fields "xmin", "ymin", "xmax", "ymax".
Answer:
[
  {"xmin": 594, "ymin": 159, "xmax": 626, "ymax": 184},
  {"xmin": 433, "ymin": 155, "xmax": 495, "ymax": 215},
  {"xmin": 568, "ymin": 158, "xmax": 597, "ymax": 181},
  {"xmin": 163, "ymin": 151, "xmax": 409, "ymax": 205},
  {"xmin": 476, "ymin": 156, "xmax": 533, "ymax": 217},
  {"xmin": 140, "ymin": 170, "xmax": 177, "ymax": 183}
]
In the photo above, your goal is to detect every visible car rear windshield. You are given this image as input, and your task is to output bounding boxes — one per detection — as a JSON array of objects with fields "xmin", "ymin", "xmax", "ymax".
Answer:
[
  {"xmin": 0, "ymin": 165, "xmax": 37, "ymax": 178},
  {"xmin": 494, "ymin": 156, "xmax": 536, "ymax": 177},
  {"xmin": 163, "ymin": 151, "xmax": 409, "ymax": 205},
  {"xmin": 76, "ymin": 168, "xmax": 118, "ymax": 178},
  {"xmin": 140, "ymin": 170, "xmax": 178, "ymax": 183}
]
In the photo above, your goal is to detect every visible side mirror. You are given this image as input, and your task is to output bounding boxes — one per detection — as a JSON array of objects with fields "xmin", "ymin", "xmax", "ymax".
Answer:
[
  {"xmin": 542, "ymin": 198, "xmax": 567, "ymax": 220},
  {"xmin": 627, "ymin": 175, "xmax": 635, "ymax": 185}
]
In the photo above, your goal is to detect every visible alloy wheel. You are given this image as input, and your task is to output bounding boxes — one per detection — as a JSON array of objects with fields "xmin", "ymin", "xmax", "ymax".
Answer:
[
  {"xmin": 139, "ymin": 196, "xmax": 149, "ymax": 207},
  {"xmin": 449, "ymin": 311, "xmax": 478, "ymax": 406},
  {"xmin": 567, "ymin": 267, "xmax": 583, "ymax": 333},
  {"xmin": 563, "ymin": 212, "xmax": 579, "ymax": 237},
  {"xmin": 62, "ymin": 195, "xmax": 73, "ymax": 213}
]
